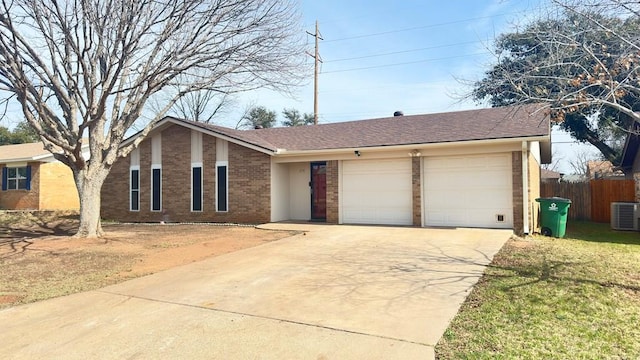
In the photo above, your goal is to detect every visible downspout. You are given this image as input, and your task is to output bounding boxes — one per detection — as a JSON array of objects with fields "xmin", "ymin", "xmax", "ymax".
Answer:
[{"xmin": 522, "ymin": 141, "xmax": 530, "ymax": 235}]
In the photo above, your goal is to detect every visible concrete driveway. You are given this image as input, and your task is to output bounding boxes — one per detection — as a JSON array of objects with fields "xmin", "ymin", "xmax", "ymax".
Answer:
[{"xmin": 0, "ymin": 224, "xmax": 511, "ymax": 359}]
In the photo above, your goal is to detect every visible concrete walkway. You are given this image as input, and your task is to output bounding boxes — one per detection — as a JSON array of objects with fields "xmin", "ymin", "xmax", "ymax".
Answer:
[{"xmin": 0, "ymin": 224, "xmax": 511, "ymax": 359}]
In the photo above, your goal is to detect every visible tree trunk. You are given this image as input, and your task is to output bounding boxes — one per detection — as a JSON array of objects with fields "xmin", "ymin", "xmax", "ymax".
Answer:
[{"xmin": 74, "ymin": 168, "xmax": 108, "ymax": 238}]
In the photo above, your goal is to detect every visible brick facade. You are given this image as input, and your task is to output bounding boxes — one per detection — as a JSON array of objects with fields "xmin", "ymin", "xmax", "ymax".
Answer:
[
  {"xmin": 0, "ymin": 162, "xmax": 40, "ymax": 210},
  {"xmin": 512, "ymin": 152, "xmax": 524, "ymax": 236},
  {"xmin": 325, "ymin": 160, "xmax": 339, "ymax": 224},
  {"xmin": 412, "ymin": 156, "xmax": 421, "ymax": 226},
  {"xmin": 101, "ymin": 124, "xmax": 271, "ymax": 224}
]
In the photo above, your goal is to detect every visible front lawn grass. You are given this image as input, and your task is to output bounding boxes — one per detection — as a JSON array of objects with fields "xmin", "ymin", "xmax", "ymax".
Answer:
[{"xmin": 436, "ymin": 221, "xmax": 640, "ymax": 359}]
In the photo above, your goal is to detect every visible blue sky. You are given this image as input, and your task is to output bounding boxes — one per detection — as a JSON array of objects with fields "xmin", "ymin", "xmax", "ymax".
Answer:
[
  {"xmin": 239, "ymin": 0, "xmax": 536, "ymax": 123},
  {"xmin": 225, "ymin": 0, "xmax": 598, "ymax": 173},
  {"xmin": 0, "ymin": 0, "xmax": 597, "ymax": 173}
]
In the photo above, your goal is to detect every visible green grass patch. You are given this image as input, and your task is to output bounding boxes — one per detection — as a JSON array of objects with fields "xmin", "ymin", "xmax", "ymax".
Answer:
[{"xmin": 436, "ymin": 222, "xmax": 640, "ymax": 359}]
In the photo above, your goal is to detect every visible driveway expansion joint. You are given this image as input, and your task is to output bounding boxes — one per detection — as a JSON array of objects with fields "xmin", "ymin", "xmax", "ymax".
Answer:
[{"xmin": 96, "ymin": 289, "xmax": 434, "ymax": 348}]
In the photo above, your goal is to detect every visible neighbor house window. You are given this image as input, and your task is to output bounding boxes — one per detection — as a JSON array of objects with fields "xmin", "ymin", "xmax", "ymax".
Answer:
[
  {"xmin": 2, "ymin": 166, "xmax": 31, "ymax": 191},
  {"xmin": 151, "ymin": 166, "xmax": 161, "ymax": 211},
  {"xmin": 192, "ymin": 164, "xmax": 203, "ymax": 212},
  {"xmin": 130, "ymin": 167, "xmax": 140, "ymax": 211},
  {"xmin": 216, "ymin": 162, "xmax": 228, "ymax": 212}
]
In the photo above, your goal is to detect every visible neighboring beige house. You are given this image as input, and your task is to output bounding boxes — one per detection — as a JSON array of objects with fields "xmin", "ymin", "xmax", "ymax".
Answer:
[
  {"xmin": 586, "ymin": 160, "xmax": 624, "ymax": 179},
  {"xmin": 0, "ymin": 142, "xmax": 79, "ymax": 210},
  {"xmin": 101, "ymin": 105, "xmax": 552, "ymax": 235}
]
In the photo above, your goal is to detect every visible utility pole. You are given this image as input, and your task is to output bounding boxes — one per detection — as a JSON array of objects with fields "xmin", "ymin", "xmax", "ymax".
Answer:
[{"xmin": 306, "ymin": 20, "xmax": 323, "ymax": 125}]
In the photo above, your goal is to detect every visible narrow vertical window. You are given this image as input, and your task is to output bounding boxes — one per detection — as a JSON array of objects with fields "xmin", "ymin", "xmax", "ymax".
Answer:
[
  {"xmin": 130, "ymin": 167, "xmax": 140, "ymax": 211},
  {"xmin": 191, "ymin": 131, "xmax": 203, "ymax": 212},
  {"xmin": 192, "ymin": 165, "xmax": 202, "ymax": 212},
  {"xmin": 151, "ymin": 166, "xmax": 162, "ymax": 211},
  {"xmin": 216, "ymin": 162, "xmax": 228, "ymax": 212}
]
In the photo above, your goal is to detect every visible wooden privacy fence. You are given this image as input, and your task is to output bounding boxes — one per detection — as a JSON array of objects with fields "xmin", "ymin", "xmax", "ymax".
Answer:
[
  {"xmin": 540, "ymin": 181, "xmax": 591, "ymax": 220},
  {"xmin": 540, "ymin": 179, "xmax": 636, "ymax": 222},
  {"xmin": 590, "ymin": 179, "xmax": 636, "ymax": 222}
]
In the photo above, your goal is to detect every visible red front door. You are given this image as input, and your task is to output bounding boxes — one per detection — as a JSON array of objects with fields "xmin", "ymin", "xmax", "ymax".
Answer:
[{"xmin": 311, "ymin": 162, "xmax": 327, "ymax": 220}]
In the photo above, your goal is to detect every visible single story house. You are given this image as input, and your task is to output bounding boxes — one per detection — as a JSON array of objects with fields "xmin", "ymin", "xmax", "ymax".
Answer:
[
  {"xmin": 101, "ymin": 105, "xmax": 551, "ymax": 235},
  {"xmin": 0, "ymin": 142, "xmax": 79, "ymax": 210},
  {"xmin": 541, "ymin": 168, "xmax": 562, "ymax": 183}
]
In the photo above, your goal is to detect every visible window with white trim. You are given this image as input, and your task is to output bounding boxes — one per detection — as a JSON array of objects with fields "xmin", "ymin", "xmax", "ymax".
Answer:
[
  {"xmin": 216, "ymin": 162, "xmax": 228, "ymax": 212},
  {"xmin": 130, "ymin": 166, "xmax": 140, "ymax": 211},
  {"xmin": 151, "ymin": 166, "xmax": 162, "ymax": 212},
  {"xmin": 192, "ymin": 164, "xmax": 203, "ymax": 212}
]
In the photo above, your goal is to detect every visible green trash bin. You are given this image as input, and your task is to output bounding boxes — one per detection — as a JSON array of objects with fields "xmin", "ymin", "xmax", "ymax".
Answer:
[{"xmin": 536, "ymin": 197, "xmax": 571, "ymax": 237}]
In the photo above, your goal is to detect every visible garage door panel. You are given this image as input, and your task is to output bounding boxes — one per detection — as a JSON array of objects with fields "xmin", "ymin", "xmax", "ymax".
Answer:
[
  {"xmin": 424, "ymin": 154, "xmax": 513, "ymax": 229},
  {"xmin": 342, "ymin": 159, "xmax": 412, "ymax": 226}
]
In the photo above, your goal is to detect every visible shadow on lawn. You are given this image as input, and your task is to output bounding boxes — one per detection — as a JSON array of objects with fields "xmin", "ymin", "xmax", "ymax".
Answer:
[
  {"xmin": 564, "ymin": 221, "xmax": 639, "ymax": 245},
  {"xmin": 491, "ymin": 258, "xmax": 640, "ymax": 293},
  {"xmin": 487, "ymin": 239, "xmax": 640, "ymax": 295},
  {"xmin": 0, "ymin": 211, "xmax": 78, "ymax": 254}
]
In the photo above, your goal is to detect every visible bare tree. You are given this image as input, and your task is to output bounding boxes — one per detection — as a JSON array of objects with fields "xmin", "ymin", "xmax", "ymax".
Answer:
[
  {"xmin": 0, "ymin": 0, "xmax": 307, "ymax": 237},
  {"xmin": 169, "ymin": 90, "xmax": 232, "ymax": 123},
  {"xmin": 568, "ymin": 148, "xmax": 599, "ymax": 178},
  {"xmin": 542, "ymin": 148, "xmax": 564, "ymax": 172}
]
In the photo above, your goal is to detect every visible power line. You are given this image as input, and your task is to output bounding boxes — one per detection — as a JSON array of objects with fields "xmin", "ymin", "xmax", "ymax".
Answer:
[
  {"xmin": 325, "ymin": 40, "xmax": 479, "ymax": 63},
  {"xmin": 323, "ymin": 10, "xmax": 529, "ymax": 43},
  {"xmin": 321, "ymin": 53, "xmax": 487, "ymax": 74}
]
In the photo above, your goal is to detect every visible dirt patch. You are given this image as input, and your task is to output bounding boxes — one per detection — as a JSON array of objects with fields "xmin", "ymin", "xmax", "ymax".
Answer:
[{"xmin": 0, "ymin": 211, "xmax": 297, "ymax": 308}]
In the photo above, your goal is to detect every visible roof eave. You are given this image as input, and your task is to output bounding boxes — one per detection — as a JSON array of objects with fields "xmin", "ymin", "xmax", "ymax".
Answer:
[
  {"xmin": 0, "ymin": 156, "xmax": 42, "ymax": 163},
  {"xmin": 274, "ymin": 135, "xmax": 551, "ymax": 157}
]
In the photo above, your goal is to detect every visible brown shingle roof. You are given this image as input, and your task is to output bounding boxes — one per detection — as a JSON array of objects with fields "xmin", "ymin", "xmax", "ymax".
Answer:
[
  {"xmin": 176, "ymin": 119, "xmax": 279, "ymax": 152},
  {"xmin": 243, "ymin": 105, "xmax": 549, "ymax": 151},
  {"xmin": 158, "ymin": 105, "xmax": 550, "ymax": 153},
  {"xmin": 0, "ymin": 142, "xmax": 50, "ymax": 162},
  {"xmin": 541, "ymin": 168, "xmax": 562, "ymax": 179}
]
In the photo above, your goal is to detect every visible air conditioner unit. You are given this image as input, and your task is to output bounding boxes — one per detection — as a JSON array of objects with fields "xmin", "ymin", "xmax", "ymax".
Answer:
[{"xmin": 611, "ymin": 202, "xmax": 640, "ymax": 231}]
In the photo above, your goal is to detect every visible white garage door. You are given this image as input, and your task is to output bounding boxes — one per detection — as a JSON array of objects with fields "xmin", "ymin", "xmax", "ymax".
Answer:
[
  {"xmin": 424, "ymin": 154, "xmax": 513, "ymax": 228},
  {"xmin": 342, "ymin": 159, "xmax": 412, "ymax": 225}
]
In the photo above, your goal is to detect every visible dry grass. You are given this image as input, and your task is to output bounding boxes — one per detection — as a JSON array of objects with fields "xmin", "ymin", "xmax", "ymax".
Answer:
[{"xmin": 0, "ymin": 211, "xmax": 296, "ymax": 308}]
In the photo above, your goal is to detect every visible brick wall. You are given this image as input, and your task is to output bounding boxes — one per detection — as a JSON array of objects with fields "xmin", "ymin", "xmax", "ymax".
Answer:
[
  {"xmin": 512, "ymin": 152, "xmax": 524, "ymax": 236},
  {"xmin": 412, "ymin": 156, "xmax": 421, "ymax": 226},
  {"xmin": 101, "ymin": 124, "xmax": 271, "ymax": 224},
  {"xmin": 0, "ymin": 162, "xmax": 40, "ymax": 210},
  {"xmin": 101, "ymin": 146, "xmax": 136, "ymax": 221},
  {"xmin": 325, "ymin": 160, "xmax": 339, "ymax": 224}
]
